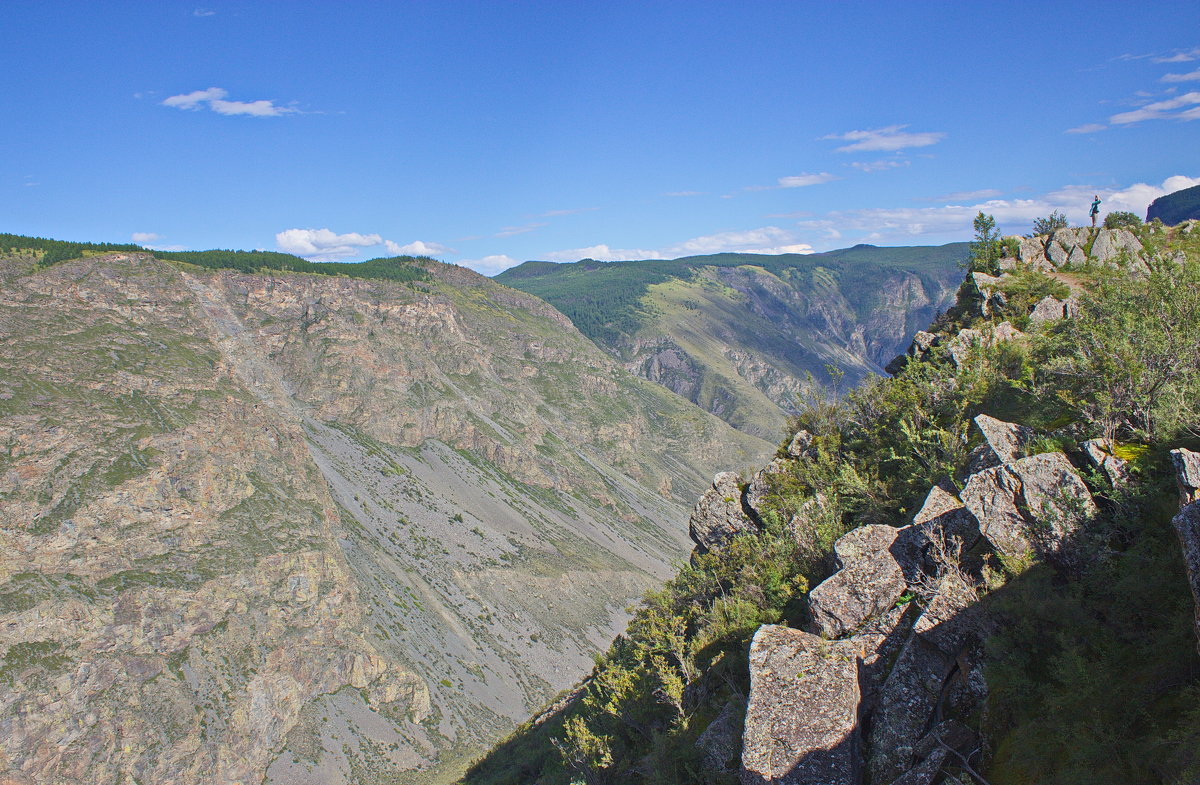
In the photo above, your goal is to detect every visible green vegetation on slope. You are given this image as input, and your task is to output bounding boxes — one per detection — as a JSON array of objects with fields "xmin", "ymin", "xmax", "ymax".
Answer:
[
  {"xmin": 495, "ymin": 245, "xmax": 967, "ymax": 347},
  {"xmin": 1146, "ymin": 183, "xmax": 1200, "ymax": 225},
  {"xmin": 0, "ymin": 232, "xmax": 433, "ymax": 283},
  {"xmin": 463, "ymin": 225, "xmax": 1200, "ymax": 785}
]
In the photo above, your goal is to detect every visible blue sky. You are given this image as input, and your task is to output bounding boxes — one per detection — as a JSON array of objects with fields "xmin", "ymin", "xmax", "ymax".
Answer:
[{"xmin": 3, "ymin": 1, "xmax": 1198, "ymax": 274}]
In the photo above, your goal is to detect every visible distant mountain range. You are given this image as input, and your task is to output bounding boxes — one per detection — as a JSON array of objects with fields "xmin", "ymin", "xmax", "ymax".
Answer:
[
  {"xmin": 1147, "ymin": 183, "xmax": 1200, "ymax": 225},
  {"xmin": 497, "ymin": 244, "xmax": 966, "ymax": 439}
]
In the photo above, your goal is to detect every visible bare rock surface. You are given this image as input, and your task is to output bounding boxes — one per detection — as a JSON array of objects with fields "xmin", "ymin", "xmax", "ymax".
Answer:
[
  {"xmin": 973, "ymin": 413, "xmax": 1035, "ymax": 466},
  {"xmin": 893, "ymin": 486, "xmax": 980, "ymax": 582},
  {"xmin": 745, "ymin": 458, "xmax": 792, "ymax": 523},
  {"xmin": 740, "ymin": 625, "xmax": 863, "ymax": 785},
  {"xmin": 960, "ymin": 452, "xmax": 1096, "ymax": 560},
  {"xmin": 1171, "ymin": 448, "xmax": 1200, "ymax": 504},
  {"xmin": 1029, "ymin": 295, "xmax": 1068, "ymax": 324},
  {"xmin": 690, "ymin": 472, "xmax": 758, "ymax": 553},
  {"xmin": 1173, "ymin": 502, "xmax": 1200, "ymax": 654},
  {"xmin": 806, "ymin": 525, "xmax": 909, "ymax": 639},
  {"xmin": 696, "ymin": 700, "xmax": 743, "ymax": 775}
]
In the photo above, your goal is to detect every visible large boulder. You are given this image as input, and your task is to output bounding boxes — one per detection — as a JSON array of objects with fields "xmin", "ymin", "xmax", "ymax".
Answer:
[
  {"xmin": 970, "ymin": 272, "xmax": 1007, "ymax": 317},
  {"xmin": 1090, "ymin": 228, "xmax": 1145, "ymax": 267},
  {"xmin": 972, "ymin": 413, "xmax": 1035, "ymax": 468},
  {"xmin": 1171, "ymin": 448, "xmax": 1200, "ymax": 505},
  {"xmin": 745, "ymin": 458, "xmax": 792, "ymax": 523},
  {"xmin": 893, "ymin": 485, "xmax": 980, "ymax": 582},
  {"xmin": 959, "ymin": 452, "xmax": 1097, "ymax": 561},
  {"xmin": 867, "ymin": 573, "xmax": 981, "ymax": 784},
  {"xmin": 690, "ymin": 472, "xmax": 757, "ymax": 553},
  {"xmin": 805, "ymin": 525, "xmax": 911, "ymax": 639},
  {"xmin": 1029, "ymin": 295, "xmax": 1068, "ymax": 324},
  {"xmin": 1173, "ymin": 502, "xmax": 1200, "ymax": 655},
  {"xmin": 786, "ymin": 429, "xmax": 817, "ymax": 460},
  {"xmin": 740, "ymin": 625, "xmax": 863, "ymax": 785},
  {"xmin": 946, "ymin": 322, "xmax": 1024, "ymax": 368}
]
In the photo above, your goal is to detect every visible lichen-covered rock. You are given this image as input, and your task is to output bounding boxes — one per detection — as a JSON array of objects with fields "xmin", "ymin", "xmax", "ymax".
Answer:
[
  {"xmin": 893, "ymin": 485, "xmax": 980, "ymax": 582},
  {"xmin": 690, "ymin": 472, "xmax": 757, "ymax": 553},
  {"xmin": 1029, "ymin": 295, "xmax": 1068, "ymax": 324},
  {"xmin": 1090, "ymin": 228, "xmax": 1145, "ymax": 267},
  {"xmin": 745, "ymin": 459, "xmax": 792, "ymax": 522},
  {"xmin": 867, "ymin": 573, "xmax": 980, "ymax": 784},
  {"xmin": 786, "ymin": 429, "xmax": 816, "ymax": 460},
  {"xmin": 806, "ymin": 525, "xmax": 909, "ymax": 639},
  {"xmin": 741, "ymin": 625, "xmax": 863, "ymax": 785},
  {"xmin": 946, "ymin": 321, "xmax": 1024, "ymax": 368},
  {"xmin": 696, "ymin": 700, "xmax": 743, "ymax": 775},
  {"xmin": 973, "ymin": 413, "xmax": 1035, "ymax": 469},
  {"xmin": 1082, "ymin": 438, "xmax": 1132, "ymax": 487},
  {"xmin": 1171, "ymin": 448, "xmax": 1200, "ymax": 505},
  {"xmin": 971, "ymin": 272, "xmax": 1007, "ymax": 317},
  {"xmin": 959, "ymin": 452, "xmax": 1097, "ymax": 560},
  {"xmin": 1172, "ymin": 502, "xmax": 1200, "ymax": 654}
]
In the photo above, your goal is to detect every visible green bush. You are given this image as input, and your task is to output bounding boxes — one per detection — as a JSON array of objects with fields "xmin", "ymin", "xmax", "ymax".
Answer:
[
  {"xmin": 1103, "ymin": 210, "xmax": 1143, "ymax": 230},
  {"xmin": 1031, "ymin": 211, "xmax": 1069, "ymax": 236}
]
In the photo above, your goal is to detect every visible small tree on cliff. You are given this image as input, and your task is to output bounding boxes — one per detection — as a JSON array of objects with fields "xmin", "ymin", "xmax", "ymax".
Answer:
[{"xmin": 968, "ymin": 211, "xmax": 1002, "ymax": 274}]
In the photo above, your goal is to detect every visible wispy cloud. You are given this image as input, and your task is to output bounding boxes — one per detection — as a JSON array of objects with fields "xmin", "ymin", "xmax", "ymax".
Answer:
[
  {"xmin": 276, "ymin": 228, "xmax": 383, "ymax": 261},
  {"xmin": 1066, "ymin": 123, "xmax": 1107, "ymax": 134},
  {"xmin": 131, "ymin": 232, "xmax": 160, "ymax": 243},
  {"xmin": 795, "ymin": 174, "xmax": 1200, "ymax": 246},
  {"xmin": 821, "ymin": 124, "xmax": 946, "ymax": 153},
  {"xmin": 384, "ymin": 239, "xmax": 451, "ymax": 257},
  {"xmin": 851, "ymin": 159, "xmax": 910, "ymax": 173},
  {"xmin": 1163, "ymin": 68, "xmax": 1200, "ymax": 83},
  {"xmin": 162, "ymin": 86, "xmax": 298, "ymax": 117},
  {"xmin": 1109, "ymin": 91, "xmax": 1200, "ymax": 124},
  {"xmin": 778, "ymin": 172, "xmax": 839, "ymax": 187},
  {"xmin": 495, "ymin": 222, "xmax": 546, "ymax": 238},
  {"xmin": 1154, "ymin": 47, "xmax": 1200, "ymax": 63},
  {"xmin": 543, "ymin": 226, "xmax": 814, "ymax": 263},
  {"xmin": 193, "ymin": 8, "xmax": 216, "ymax": 17}
]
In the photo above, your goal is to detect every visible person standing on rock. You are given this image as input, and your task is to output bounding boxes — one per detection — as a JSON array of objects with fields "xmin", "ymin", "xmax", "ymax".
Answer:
[{"xmin": 1090, "ymin": 194, "xmax": 1102, "ymax": 227}]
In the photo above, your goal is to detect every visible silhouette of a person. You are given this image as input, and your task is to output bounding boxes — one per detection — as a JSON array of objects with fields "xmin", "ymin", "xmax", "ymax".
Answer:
[{"xmin": 1090, "ymin": 195, "xmax": 1101, "ymax": 227}]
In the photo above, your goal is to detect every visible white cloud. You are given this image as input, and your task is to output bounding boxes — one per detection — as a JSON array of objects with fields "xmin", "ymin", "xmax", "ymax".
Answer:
[
  {"xmin": 162, "ymin": 86, "xmax": 296, "ymax": 117},
  {"xmin": 851, "ymin": 159, "xmax": 910, "ymax": 173},
  {"xmin": 384, "ymin": 239, "xmax": 451, "ymax": 257},
  {"xmin": 496, "ymin": 223, "xmax": 546, "ymax": 238},
  {"xmin": 1163, "ymin": 68, "xmax": 1200, "ymax": 83},
  {"xmin": 777, "ymin": 172, "xmax": 839, "ymax": 187},
  {"xmin": 795, "ymin": 174, "xmax": 1200, "ymax": 246},
  {"xmin": 1154, "ymin": 48, "xmax": 1200, "ymax": 63},
  {"xmin": 544, "ymin": 227, "xmax": 814, "ymax": 263},
  {"xmin": 131, "ymin": 232, "xmax": 160, "ymax": 243},
  {"xmin": 822, "ymin": 124, "xmax": 946, "ymax": 153},
  {"xmin": 162, "ymin": 87, "xmax": 227, "ymax": 110},
  {"xmin": 276, "ymin": 228, "xmax": 383, "ymax": 261},
  {"xmin": 459, "ymin": 254, "xmax": 522, "ymax": 275},
  {"xmin": 1109, "ymin": 91, "xmax": 1200, "ymax": 124},
  {"xmin": 1066, "ymin": 123, "xmax": 1107, "ymax": 134},
  {"xmin": 193, "ymin": 8, "xmax": 216, "ymax": 16}
]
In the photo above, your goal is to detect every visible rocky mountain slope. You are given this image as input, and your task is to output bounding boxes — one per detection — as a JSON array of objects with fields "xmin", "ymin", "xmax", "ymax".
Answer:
[
  {"xmin": 462, "ymin": 222, "xmax": 1200, "ymax": 785},
  {"xmin": 496, "ymin": 245, "xmax": 965, "ymax": 440},
  {"xmin": 0, "ymin": 247, "xmax": 772, "ymax": 785}
]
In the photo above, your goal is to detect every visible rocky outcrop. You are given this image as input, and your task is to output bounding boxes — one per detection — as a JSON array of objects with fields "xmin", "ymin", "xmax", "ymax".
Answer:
[
  {"xmin": 960, "ymin": 452, "xmax": 1096, "ymax": 561},
  {"xmin": 969, "ymin": 413, "xmax": 1035, "ymax": 471},
  {"xmin": 893, "ymin": 485, "xmax": 979, "ymax": 582},
  {"xmin": 1173, "ymin": 502, "xmax": 1200, "ymax": 655},
  {"xmin": 690, "ymin": 472, "xmax": 759, "ymax": 553},
  {"xmin": 805, "ymin": 525, "xmax": 911, "ymax": 639},
  {"xmin": 946, "ymin": 321, "xmax": 1024, "ymax": 367},
  {"xmin": 696, "ymin": 701, "xmax": 743, "ymax": 776},
  {"xmin": 741, "ymin": 626, "xmax": 863, "ymax": 785},
  {"xmin": 1171, "ymin": 448, "xmax": 1200, "ymax": 505},
  {"xmin": 745, "ymin": 459, "xmax": 793, "ymax": 522},
  {"xmin": 1008, "ymin": 227, "xmax": 1148, "ymax": 272},
  {"xmin": 1029, "ymin": 295, "xmax": 1069, "ymax": 324}
]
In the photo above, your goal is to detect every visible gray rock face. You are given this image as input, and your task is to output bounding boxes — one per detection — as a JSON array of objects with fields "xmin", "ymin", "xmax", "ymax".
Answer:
[
  {"xmin": 1082, "ymin": 438, "xmax": 1132, "ymax": 487},
  {"xmin": 1090, "ymin": 228, "xmax": 1145, "ymax": 267},
  {"xmin": 1017, "ymin": 236, "xmax": 1049, "ymax": 269},
  {"xmin": 745, "ymin": 458, "xmax": 792, "ymax": 523},
  {"xmin": 946, "ymin": 321, "xmax": 1024, "ymax": 367},
  {"xmin": 696, "ymin": 700, "xmax": 743, "ymax": 775},
  {"xmin": 786, "ymin": 429, "xmax": 816, "ymax": 460},
  {"xmin": 893, "ymin": 486, "xmax": 980, "ymax": 582},
  {"xmin": 806, "ymin": 525, "xmax": 910, "ymax": 639},
  {"xmin": 971, "ymin": 272, "xmax": 1007, "ymax": 317},
  {"xmin": 1171, "ymin": 448, "xmax": 1200, "ymax": 505},
  {"xmin": 690, "ymin": 472, "xmax": 758, "ymax": 553},
  {"xmin": 960, "ymin": 452, "xmax": 1096, "ymax": 560},
  {"xmin": 740, "ymin": 625, "xmax": 863, "ymax": 785},
  {"xmin": 973, "ymin": 414, "xmax": 1036, "ymax": 467},
  {"xmin": 1029, "ymin": 295, "xmax": 1068, "ymax": 324},
  {"xmin": 867, "ymin": 573, "xmax": 980, "ymax": 784},
  {"xmin": 1172, "ymin": 502, "xmax": 1200, "ymax": 654}
]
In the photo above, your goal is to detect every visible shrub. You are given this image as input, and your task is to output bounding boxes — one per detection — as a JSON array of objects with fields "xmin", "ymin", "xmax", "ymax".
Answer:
[
  {"xmin": 1030, "ymin": 211, "xmax": 1069, "ymax": 236},
  {"xmin": 1103, "ymin": 211, "xmax": 1142, "ymax": 230}
]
